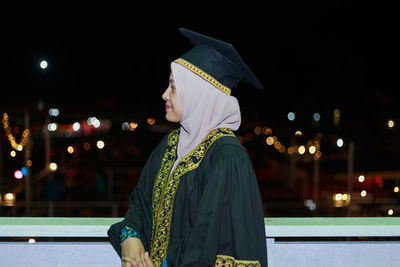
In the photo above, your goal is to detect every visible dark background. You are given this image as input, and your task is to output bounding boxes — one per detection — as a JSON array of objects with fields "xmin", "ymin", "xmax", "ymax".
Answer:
[{"xmin": 1, "ymin": 1, "xmax": 399, "ymax": 217}]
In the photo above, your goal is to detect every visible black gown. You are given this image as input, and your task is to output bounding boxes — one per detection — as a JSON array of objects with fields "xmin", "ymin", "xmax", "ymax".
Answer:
[{"xmin": 108, "ymin": 128, "xmax": 267, "ymax": 267}]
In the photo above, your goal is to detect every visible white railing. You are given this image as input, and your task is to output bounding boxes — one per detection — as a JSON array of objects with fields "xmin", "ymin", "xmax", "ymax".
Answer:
[{"xmin": 1, "ymin": 217, "xmax": 400, "ymax": 266}]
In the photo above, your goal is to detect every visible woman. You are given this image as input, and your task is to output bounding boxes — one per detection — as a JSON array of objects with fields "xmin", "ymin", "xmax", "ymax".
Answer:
[{"xmin": 108, "ymin": 28, "xmax": 268, "ymax": 267}]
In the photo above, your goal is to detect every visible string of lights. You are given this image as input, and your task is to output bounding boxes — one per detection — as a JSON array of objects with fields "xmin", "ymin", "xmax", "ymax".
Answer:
[{"xmin": 2, "ymin": 113, "xmax": 30, "ymax": 151}]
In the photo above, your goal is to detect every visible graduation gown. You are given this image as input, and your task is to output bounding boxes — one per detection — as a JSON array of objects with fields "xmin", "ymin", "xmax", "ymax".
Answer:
[{"xmin": 108, "ymin": 128, "xmax": 267, "ymax": 266}]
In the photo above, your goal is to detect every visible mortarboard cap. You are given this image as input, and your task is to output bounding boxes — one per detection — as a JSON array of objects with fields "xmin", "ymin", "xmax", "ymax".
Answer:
[{"xmin": 174, "ymin": 27, "xmax": 263, "ymax": 95}]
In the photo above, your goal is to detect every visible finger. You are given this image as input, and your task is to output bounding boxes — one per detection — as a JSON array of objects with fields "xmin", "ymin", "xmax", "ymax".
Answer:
[
  {"xmin": 123, "ymin": 258, "xmax": 138, "ymax": 267},
  {"xmin": 141, "ymin": 251, "xmax": 145, "ymax": 267},
  {"xmin": 143, "ymin": 252, "xmax": 153, "ymax": 267}
]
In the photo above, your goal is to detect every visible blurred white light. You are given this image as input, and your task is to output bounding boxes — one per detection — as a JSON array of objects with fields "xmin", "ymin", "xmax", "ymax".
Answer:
[
  {"xmin": 87, "ymin": 117, "xmax": 100, "ymax": 128},
  {"xmin": 28, "ymin": 238, "xmax": 36, "ymax": 244},
  {"xmin": 287, "ymin": 112, "xmax": 295, "ymax": 121},
  {"xmin": 394, "ymin": 186, "xmax": 399, "ymax": 193},
  {"xmin": 313, "ymin": 112, "xmax": 321, "ymax": 121},
  {"xmin": 298, "ymin": 145, "xmax": 306, "ymax": 155},
  {"xmin": 40, "ymin": 60, "xmax": 48, "ymax": 69},
  {"xmin": 48, "ymin": 108, "xmax": 59, "ymax": 117},
  {"xmin": 96, "ymin": 140, "xmax": 105, "ymax": 149},
  {"xmin": 266, "ymin": 136, "xmax": 274, "ymax": 146},
  {"xmin": 49, "ymin": 162, "xmax": 58, "ymax": 171},
  {"xmin": 14, "ymin": 170, "xmax": 23, "ymax": 179},
  {"xmin": 72, "ymin": 122, "xmax": 81, "ymax": 131},
  {"xmin": 361, "ymin": 190, "xmax": 367, "ymax": 197},
  {"xmin": 388, "ymin": 209, "xmax": 394, "ymax": 216},
  {"xmin": 336, "ymin": 138, "xmax": 344, "ymax": 147},
  {"xmin": 309, "ymin": 146, "xmax": 316, "ymax": 154},
  {"xmin": 122, "ymin": 122, "xmax": 130, "ymax": 131},
  {"xmin": 335, "ymin": 193, "xmax": 343, "ymax": 201},
  {"xmin": 387, "ymin": 119, "xmax": 395, "ymax": 128},
  {"xmin": 358, "ymin": 175, "xmax": 365, "ymax": 183},
  {"xmin": 304, "ymin": 199, "xmax": 316, "ymax": 211},
  {"xmin": 47, "ymin": 123, "xmax": 57, "ymax": 131},
  {"xmin": 10, "ymin": 150, "xmax": 16, "ymax": 157}
]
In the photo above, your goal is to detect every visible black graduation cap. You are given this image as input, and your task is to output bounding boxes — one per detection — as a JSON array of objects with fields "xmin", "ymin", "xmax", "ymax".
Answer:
[{"xmin": 174, "ymin": 27, "xmax": 263, "ymax": 95}]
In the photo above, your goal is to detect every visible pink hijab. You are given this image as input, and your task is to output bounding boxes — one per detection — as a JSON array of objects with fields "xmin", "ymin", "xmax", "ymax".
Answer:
[{"xmin": 170, "ymin": 62, "xmax": 241, "ymax": 168}]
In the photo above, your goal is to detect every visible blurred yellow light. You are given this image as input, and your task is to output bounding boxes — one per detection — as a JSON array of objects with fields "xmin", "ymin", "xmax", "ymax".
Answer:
[
  {"xmin": 298, "ymin": 145, "xmax": 305, "ymax": 154},
  {"xmin": 67, "ymin": 146, "xmax": 74, "ymax": 154},
  {"xmin": 342, "ymin": 194, "xmax": 348, "ymax": 201},
  {"xmin": 274, "ymin": 141, "xmax": 281, "ymax": 150},
  {"xmin": 49, "ymin": 162, "xmax": 58, "ymax": 171},
  {"xmin": 361, "ymin": 190, "xmax": 367, "ymax": 197},
  {"xmin": 334, "ymin": 109, "xmax": 341, "ymax": 118},
  {"xmin": 388, "ymin": 209, "xmax": 394, "ymax": 216},
  {"xmin": 262, "ymin": 127, "xmax": 272, "ymax": 135},
  {"xmin": 334, "ymin": 193, "xmax": 342, "ymax": 201},
  {"xmin": 5, "ymin": 193, "xmax": 15, "ymax": 201},
  {"xmin": 254, "ymin": 126, "xmax": 261, "ymax": 135},
  {"xmin": 266, "ymin": 137, "xmax": 274, "ymax": 145},
  {"xmin": 27, "ymin": 160, "xmax": 32, "ymax": 167},
  {"xmin": 309, "ymin": 146, "xmax": 316, "ymax": 154},
  {"xmin": 394, "ymin": 186, "xmax": 399, "ymax": 193},
  {"xmin": 387, "ymin": 119, "xmax": 395, "ymax": 128},
  {"xmin": 288, "ymin": 147, "xmax": 294, "ymax": 155},
  {"xmin": 295, "ymin": 130, "xmax": 302, "ymax": 136},
  {"xmin": 129, "ymin": 122, "xmax": 138, "ymax": 131},
  {"xmin": 97, "ymin": 140, "xmax": 105, "ymax": 149},
  {"xmin": 10, "ymin": 150, "xmax": 16, "ymax": 157}
]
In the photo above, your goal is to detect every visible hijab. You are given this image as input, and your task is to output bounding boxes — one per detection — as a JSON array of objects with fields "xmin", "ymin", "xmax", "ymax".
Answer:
[{"xmin": 169, "ymin": 62, "xmax": 241, "ymax": 171}]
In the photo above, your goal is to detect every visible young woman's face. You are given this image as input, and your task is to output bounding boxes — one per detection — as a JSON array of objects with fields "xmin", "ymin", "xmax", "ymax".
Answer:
[{"xmin": 162, "ymin": 72, "xmax": 183, "ymax": 122}]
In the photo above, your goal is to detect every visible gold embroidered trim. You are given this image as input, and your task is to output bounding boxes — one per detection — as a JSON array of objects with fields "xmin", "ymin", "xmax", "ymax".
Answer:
[
  {"xmin": 215, "ymin": 255, "xmax": 261, "ymax": 267},
  {"xmin": 173, "ymin": 58, "xmax": 232, "ymax": 95},
  {"xmin": 150, "ymin": 128, "xmax": 235, "ymax": 267}
]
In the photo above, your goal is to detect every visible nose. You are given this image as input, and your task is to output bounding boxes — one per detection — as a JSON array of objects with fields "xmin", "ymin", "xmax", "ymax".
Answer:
[{"xmin": 162, "ymin": 87, "xmax": 170, "ymax": 101}]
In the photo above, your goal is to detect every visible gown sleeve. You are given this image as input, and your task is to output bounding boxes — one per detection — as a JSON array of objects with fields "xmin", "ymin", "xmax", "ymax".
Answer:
[
  {"xmin": 170, "ymin": 143, "xmax": 268, "ymax": 267},
  {"xmin": 107, "ymin": 134, "xmax": 168, "ymax": 258}
]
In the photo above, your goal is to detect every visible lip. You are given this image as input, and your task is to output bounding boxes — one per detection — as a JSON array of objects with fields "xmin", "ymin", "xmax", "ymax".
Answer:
[{"xmin": 165, "ymin": 104, "xmax": 172, "ymax": 110}]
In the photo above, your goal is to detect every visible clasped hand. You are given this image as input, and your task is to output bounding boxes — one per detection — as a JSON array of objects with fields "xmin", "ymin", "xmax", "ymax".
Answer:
[{"xmin": 121, "ymin": 237, "xmax": 154, "ymax": 267}]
